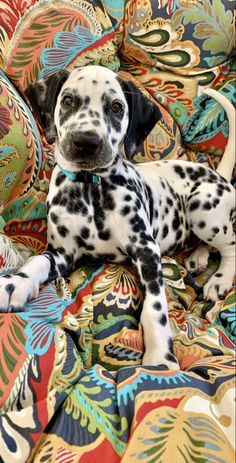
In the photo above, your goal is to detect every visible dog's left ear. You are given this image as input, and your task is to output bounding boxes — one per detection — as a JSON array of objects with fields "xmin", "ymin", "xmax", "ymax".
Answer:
[
  {"xmin": 118, "ymin": 78, "xmax": 162, "ymax": 158},
  {"xmin": 25, "ymin": 70, "xmax": 69, "ymax": 144}
]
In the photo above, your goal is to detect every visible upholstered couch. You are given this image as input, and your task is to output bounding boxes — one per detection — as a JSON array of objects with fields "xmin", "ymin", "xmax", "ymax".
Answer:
[{"xmin": 0, "ymin": 1, "xmax": 235, "ymax": 461}]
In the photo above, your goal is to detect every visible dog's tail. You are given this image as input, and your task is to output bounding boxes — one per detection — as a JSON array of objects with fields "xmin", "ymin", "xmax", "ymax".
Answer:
[{"xmin": 202, "ymin": 88, "xmax": 235, "ymax": 182}]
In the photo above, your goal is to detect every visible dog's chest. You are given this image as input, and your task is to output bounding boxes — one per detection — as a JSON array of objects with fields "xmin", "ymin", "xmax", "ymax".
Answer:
[
  {"xmin": 47, "ymin": 177, "xmax": 135, "ymax": 260},
  {"xmin": 47, "ymin": 164, "xmax": 192, "ymax": 261}
]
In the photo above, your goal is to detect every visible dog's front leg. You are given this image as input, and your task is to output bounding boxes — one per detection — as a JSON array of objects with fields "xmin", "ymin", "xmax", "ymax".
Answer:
[
  {"xmin": 0, "ymin": 248, "xmax": 72, "ymax": 312},
  {"xmin": 132, "ymin": 240, "xmax": 179, "ymax": 370}
]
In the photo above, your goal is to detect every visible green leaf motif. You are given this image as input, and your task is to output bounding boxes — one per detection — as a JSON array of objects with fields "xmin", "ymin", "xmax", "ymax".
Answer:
[
  {"xmin": 0, "ymin": 314, "xmax": 26, "ymax": 396},
  {"xmin": 172, "ymin": 0, "xmax": 234, "ymax": 57},
  {"xmin": 64, "ymin": 369, "xmax": 128, "ymax": 455}
]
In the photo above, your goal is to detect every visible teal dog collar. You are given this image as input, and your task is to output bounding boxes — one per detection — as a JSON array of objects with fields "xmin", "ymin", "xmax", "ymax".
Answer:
[{"xmin": 58, "ymin": 165, "xmax": 101, "ymax": 184}]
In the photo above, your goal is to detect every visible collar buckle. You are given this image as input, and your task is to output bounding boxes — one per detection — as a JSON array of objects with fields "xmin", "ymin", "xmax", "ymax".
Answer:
[{"xmin": 91, "ymin": 174, "xmax": 101, "ymax": 185}]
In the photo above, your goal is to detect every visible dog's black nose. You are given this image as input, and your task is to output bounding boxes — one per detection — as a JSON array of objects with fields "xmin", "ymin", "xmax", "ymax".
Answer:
[{"xmin": 72, "ymin": 131, "xmax": 101, "ymax": 155}]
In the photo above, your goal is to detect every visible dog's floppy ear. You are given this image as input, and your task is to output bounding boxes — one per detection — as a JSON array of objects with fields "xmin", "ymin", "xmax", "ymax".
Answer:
[
  {"xmin": 25, "ymin": 70, "xmax": 69, "ymax": 144},
  {"xmin": 119, "ymin": 78, "xmax": 162, "ymax": 158}
]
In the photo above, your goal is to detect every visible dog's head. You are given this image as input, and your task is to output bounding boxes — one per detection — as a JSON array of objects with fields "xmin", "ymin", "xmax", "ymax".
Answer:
[{"xmin": 25, "ymin": 66, "xmax": 161, "ymax": 171}]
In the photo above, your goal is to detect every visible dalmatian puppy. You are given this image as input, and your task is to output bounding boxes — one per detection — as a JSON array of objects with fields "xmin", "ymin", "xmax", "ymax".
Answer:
[{"xmin": 0, "ymin": 66, "xmax": 235, "ymax": 369}]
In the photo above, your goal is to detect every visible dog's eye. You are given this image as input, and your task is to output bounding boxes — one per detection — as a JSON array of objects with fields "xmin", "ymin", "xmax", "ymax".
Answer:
[
  {"xmin": 62, "ymin": 95, "xmax": 74, "ymax": 108},
  {"xmin": 111, "ymin": 101, "xmax": 123, "ymax": 114}
]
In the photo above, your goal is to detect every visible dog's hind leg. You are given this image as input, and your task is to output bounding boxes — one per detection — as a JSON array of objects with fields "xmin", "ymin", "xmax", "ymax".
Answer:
[
  {"xmin": 203, "ymin": 225, "xmax": 235, "ymax": 300},
  {"xmin": 188, "ymin": 203, "xmax": 235, "ymax": 301},
  {"xmin": 131, "ymin": 239, "xmax": 179, "ymax": 369}
]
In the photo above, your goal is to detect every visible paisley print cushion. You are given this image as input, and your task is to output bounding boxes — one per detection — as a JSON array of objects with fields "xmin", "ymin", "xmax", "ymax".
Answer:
[
  {"xmin": 120, "ymin": 0, "xmax": 235, "ymax": 159},
  {"xmin": 121, "ymin": 0, "xmax": 235, "ymax": 74},
  {"xmin": 0, "ymin": 71, "xmax": 49, "ymax": 266}
]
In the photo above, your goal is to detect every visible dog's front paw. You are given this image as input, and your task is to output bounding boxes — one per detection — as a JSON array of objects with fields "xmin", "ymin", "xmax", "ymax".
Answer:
[
  {"xmin": 0, "ymin": 273, "xmax": 39, "ymax": 312},
  {"xmin": 203, "ymin": 273, "xmax": 232, "ymax": 301},
  {"xmin": 142, "ymin": 351, "xmax": 180, "ymax": 371}
]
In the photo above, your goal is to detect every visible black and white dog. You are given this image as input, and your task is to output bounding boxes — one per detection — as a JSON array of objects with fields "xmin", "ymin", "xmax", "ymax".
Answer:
[{"xmin": 0, "ymin": 66, "xmax": 235, "ymax": 369}]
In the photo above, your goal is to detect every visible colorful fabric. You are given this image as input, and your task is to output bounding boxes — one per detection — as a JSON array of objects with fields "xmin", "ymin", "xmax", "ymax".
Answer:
[
  {"xmin": 120, "ymin": 0, "xmax": 235, "ymax": 163},
  {"xmin": 0, "ymin": 0, "xmax": 235, "ymax": 462},
  {"xmin": 0, "ymin": 262, "xmax": 235, "ymax": 462},
  {"xmin": 0, "ymin": 71, "xmax": 51, "ymax": 271},
  {"xmin": 0, "ymin": 0, "xmax": 124, "ymax": 93}
]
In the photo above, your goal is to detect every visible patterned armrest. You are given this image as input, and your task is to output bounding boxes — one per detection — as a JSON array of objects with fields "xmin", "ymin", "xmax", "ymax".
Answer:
[{"xmin": 0, "ymin": 71, "xmax": 49, "ymax": 268}]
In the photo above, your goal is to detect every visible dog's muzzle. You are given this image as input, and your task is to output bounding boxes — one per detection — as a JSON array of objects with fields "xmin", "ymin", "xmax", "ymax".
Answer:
[
  {"xmin": 60, "ymin": 129, "xmax": 113, "ymax": 169},
  {"xmin": 70, "ymin": 131, "xmax": 102, "ymax": 158}
]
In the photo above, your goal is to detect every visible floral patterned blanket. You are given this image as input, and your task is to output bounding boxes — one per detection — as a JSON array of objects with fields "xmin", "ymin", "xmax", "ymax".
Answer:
[{"xmin": 0, "ymin": 1, "xmax": 235, "ymax": 462}]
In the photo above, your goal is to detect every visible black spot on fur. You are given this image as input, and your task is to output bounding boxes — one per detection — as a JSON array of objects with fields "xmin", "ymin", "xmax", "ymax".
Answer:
[
  {"xmin": 186, "ymin": 167, "xmax": 193, "ymax": 174},
  {"xmin": 162, "ymin": 224, "xmax": 169, "ymax": 239},
  {"xmin": 189, "ymin": 200, "xmax": 200, "ymax": 211},
  {"xmin": 57, "ymin": 225, "xmax": 69, "ymax": 238},
  {"xmin": 92, "ymin": 120, "xmax": 100, "ymax": 127},
  {"xmin": 153, "ymin": 301, "xmax": 162, "ymax": 311},
  {"xmin": 130, "ymin": 215, "xmax": 146, "ymax": 233},
  {"xmin": 84, "ymin": 96, "xmax": 90, "ymax": 105},
  {"xmin": 216, "ymin": 188, "xmax": 224, "ymax": 197},
  {"xmin": 167, "ymin": 197, "xmax": 173, "ymax": 207},
  {"xmin": 110, "ymin": 174, "xmax": 126, "ymax": 187},
  {"xmin": 121, "ymin": 205, "xmax": 131, "ymax": 215},
  {"xmin": 203, "ymin": 201, "xmax": 212, "ymax": 210},
  {"xmin": 213, "ymin": 198, "xmax": 220, "ymax": 208},
  {"xmin": 189, "ymin": 166, "xmax": 206, "ymax": 182},
  {"xmin": 55, "ymin": 172, "xmax": 66, "ymax": 187},
  {"xmin": 198, "ymin": 221, "xmax": 206, "ymax": 228},
  {"xmin": 50, "ymin": 212, "xmax": 59, "ymax": 224},
  {"xmin": 74, "ymin": 235, "xmax": 95, "ymax": 251},
  {"xmin": 159, "ymin": 313, "xmax": 167, "ymax": 326},
  {"xmin": 99, "ymin": 229, "xmax": 111, "ymax": 240},
  {"xmin": 172, "ymin": 210, "xmax": 180, "ymax": 231},
  {"xmin": 174, "ymin": 165, "xmax": 185, "ymax": 178},
  {"xmin": 68, "ymin": 199, "xmax": 88, "ymax": 215},
  {"xmin": 81, "ymin": 227, "xmax": 90, "ymax": 239},
  {"xmin": 149, "ymin": 281, "xmax": 160, "ymax": 295},
  {"xmin": 176, "ymin": 229, "xmax": 182, "ymax": 241}
]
